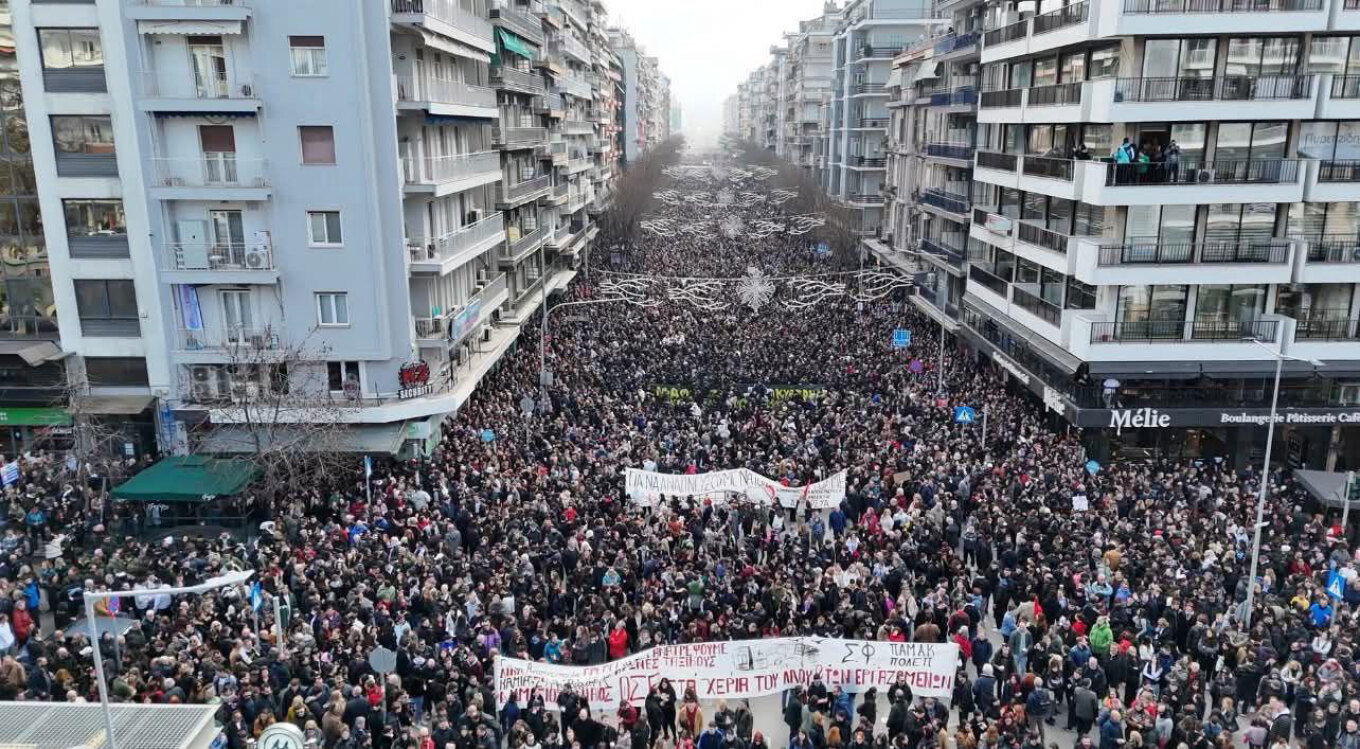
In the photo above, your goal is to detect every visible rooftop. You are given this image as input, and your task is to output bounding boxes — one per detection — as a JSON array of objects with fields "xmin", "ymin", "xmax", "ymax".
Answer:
[{"xmin": 0, "ymin": 703, "xmax": 220, "ymax": 749}]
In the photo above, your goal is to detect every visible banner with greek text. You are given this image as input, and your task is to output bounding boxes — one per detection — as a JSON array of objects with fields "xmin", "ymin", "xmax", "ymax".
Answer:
[
  {"xmin": 495, "ymin": 638, "xmax": 958, "ymax": 711},
  {"xmin": 623, "ymin": 468, "xmax": 847, "ymax": 509}
]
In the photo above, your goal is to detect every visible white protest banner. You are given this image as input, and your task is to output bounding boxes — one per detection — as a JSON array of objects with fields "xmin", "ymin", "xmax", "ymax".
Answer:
[
  {"xmin": 495, "ymin": 637, "xmax": 958, "ymax": 711},
  {"xmin": 624, "ymin": 468, "xmax": 847, "ymax": 509}
]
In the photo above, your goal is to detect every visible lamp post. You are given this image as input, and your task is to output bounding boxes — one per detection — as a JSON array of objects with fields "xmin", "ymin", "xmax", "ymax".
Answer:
[
  {"xmin": 83, "ymin": 569, "xmax": 255, "ymax": 749},
  {"xmin": 1242, "ymin": 339, "xmax": 1323, "ymax": 629}
]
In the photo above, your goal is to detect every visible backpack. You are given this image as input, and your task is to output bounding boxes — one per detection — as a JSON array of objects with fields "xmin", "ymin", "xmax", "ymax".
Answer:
[{"xmin": 1031, "ymin": 689, "xmax": 1053, "ymax": 717}]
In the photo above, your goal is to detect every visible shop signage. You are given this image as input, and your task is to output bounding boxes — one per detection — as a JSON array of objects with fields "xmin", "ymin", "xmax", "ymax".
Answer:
[
  {"xmin": 1042, "ymin": 386, "xmax": 1065, "ymax": 415},
  {"xmin": 397, "ymin": 361, "xmax": 433, "ymax": 400},
  {"xmin": 1109, "ymin": 408, "xmax": 1171, "ymax": 429},
  {"xmin": 0, "ymin": 407, "xmax": 73, "ymax": 427},
  {"xmin": 449, "ymin": 300, "xmax": 482, "ymax": 343},
  {"xmin": 1081, "ymin": 407, "xmax": 1360, "ymax": 429},
  {"xmin": 990, "ymin": 351, "xmax": 1030, "ymax": 386}
]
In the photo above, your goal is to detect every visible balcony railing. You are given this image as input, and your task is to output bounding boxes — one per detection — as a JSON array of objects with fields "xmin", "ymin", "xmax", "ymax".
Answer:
[
  {"xmin": 1032, "ymin": 0, "xmax": 1088, "ymax": 33},
  {"xmin": 403, "ymin": 151, "xmax": 500, "ymax": 185},
  {"xmin": 139, "ymin": 70, "xmax": 253, "ymax": 100},
  {"xmin": 392, "ymin": 0, "xmax": 494, "ymax": 41},
  {"xmin": 1105, "ymin": 159, "xmax": 1300, "ymax": 186},
  {"xmin": 151, "ymin": 156, "xmax": 269, "ymax": 188},
  {"xmin": 1089, "ymin": 319, "xmax": 1280, "ymax": 343},
  {"xmin": 491, "ymin": 65, "xmax": 546, "ymax": 95},
  {"xmin": 178, "ymin": 327, "xmax": 279, "ymax": 352},
  {"xmin": 1123, "ymin": 0, "xmax": 1321, "ymax": 11},
  {"xmin": 856, "ymin": 46, "xmax": 902, "ymax": 59},
  {"xmin": 1098, "ymin": 239, "xmax": 1291, "ymax": 265},
  {"xmin": 407, "ymin": 211, "xmax": 505, "ymax": 264},
  {"xmin": 1295, "ymin": 317, "xmax": 1360, "ymax": 341},
  {"xmin": 925, "ymin": 143, "xmax": 975, "ymax": 160},
  {"xmin": 1335, "ymin": 75, "xmax": 1360, "ymax": 99},
  {"xmin": 132, "ymin": 0, "xmax": 250, "ymax": 5},
  {"xmin": 1319, "ymin": 160, "xmax": 1360, "ymax": 182},
  {"xmin": 921, "ymin": 189, "xmax": 969, "ymax": 214},
  {"xmin": 846, "ymin": 193, "xmax": 886, "ymax": 205},
  {"xmin": 1012, "ymin": 287, "xmax": 1062, "ymax": 326},
  {"xmin": 1304, "ymin": 235, "xmax": 1360, "ymax": 263},
  {"xmin": 1022, "ymin": 155, "xmax": 1074, "ymax": 180},
  {"xmin": 1016, "ymin": 222, "xmax": 1071, "ymax": 254},
  {"xmin": 983, "ymin": 18, "xmax": 1027, "ymax": 46},
  {"xmin": 854, "ymin": 83, "xmax": 888, "ymax": 95},
  {"xmin": 504, "ymin": 223, "xmax": 548, "ymax": 259},
  {"xmin": 1028, "ymin": 82, "xmax": 1082, "ymax": 106},
  {"xmin": 1113, "ymin": 74, "xmax": 1313, "ymax": 102},
  {"xmin": 929, "ymin": 86, "xmax": 978, "ymax": 106},
  {"xmin": 490, "ymin": 4, "xmax": 546, "ymax": 46},
  {"xmin": 848, "ymin": 155, "xmax": 888, "ymax": 167},
  {"xmin": 933, "ymin": 32, "xmax": 980, "ymax": 55},
  {"xmin": 977, "ymin": 151, "xmax": 1018, "ymax": 171},
  {"xmin": 166, "ymin": 242, "xmax": 274, "ymax": 272},
  {"xmin": 968, "ymin": 264, "xmax": 1010, "ymax": 296},
  {"xmin": 920, "ymin": 238, "xmax": 965, "ymax": 263},
  {"xmin": 494, "ymin": 126, "xmax": 548, "ymax": 146},
  {"xmin": 498, "ymin": 174, "xmax": 551, "ymax": 204},
  {"xmin": 980, "ymin": 88, "xmax": 1023, "ymax": 108},
  {"xmin": 395, "ymin": 75, "xmax": 497, "ymax": 109},
  {"xmin": 858, "ymin": 117, "xmax": 890, "ymax": 128}
]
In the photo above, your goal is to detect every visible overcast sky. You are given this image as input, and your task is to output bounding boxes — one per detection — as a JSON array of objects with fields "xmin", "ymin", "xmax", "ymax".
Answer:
[{"xmin": 605, "ymin": 0, "xmax": 833, "ymax": 148}]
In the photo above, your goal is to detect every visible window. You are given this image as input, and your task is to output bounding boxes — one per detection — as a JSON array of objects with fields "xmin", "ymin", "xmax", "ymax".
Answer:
[
  {"xmin": 73, "ymin": 279, "xmax": 139, "ymax": 336},
  {"xmin": 327, "ymin": 361, "xmax": 360, "ymax": 392},
  {"xmin": 289, "ymin": 36, "xmax": 328, "ymax": 77},
  {"xmin": 1088, "ymin": 43, "xmax": 1120, "ymax": 79},
  {"xmin": 1306, "ymin": 36, "xmax": 1360, "ymax": 76},
  {"xmin": 51, "ymin": 115, "xmax": 114, "ymax": 155},
  {"xmin": 299, "ymin": 125, "xmax": 336, "ymax": 164},
  {"xmin": 1299, "ymin": 121, "xmax": 1360, "ymax": 161},
  {"xmin": 316, "ymin": 292, "xmax": 348, "ymax": 326},
  {"xmin": 37, "ymin": 29, "xmax": 103, "ymax": 71},
  {"xmin": 1065, "ymin": 277, "xmax": 1096, "ymax": 310},
  {"xmin": 307, "ymin": 211, "xmax": 342, "ymax": 246},
  {"xmin": 85, "ymin": 357, "xmax": 149, "ymax": 387},
  {"xmin": 64, "ymin": 199, "xmax": 126, "ymax": 238},
  {"xmin": 1226, "ymin": 36, "xmax": 1300, "ymax": 76}
]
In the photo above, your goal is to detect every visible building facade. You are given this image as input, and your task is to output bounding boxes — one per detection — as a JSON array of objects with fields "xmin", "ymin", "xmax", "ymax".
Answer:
[
  {"xmin": 608, "ymin": 29, "xmax": 670, "ymax": 163},
  {"xmin": 11, "ymin": 0, "xmax": 663, "ymax": 457}
]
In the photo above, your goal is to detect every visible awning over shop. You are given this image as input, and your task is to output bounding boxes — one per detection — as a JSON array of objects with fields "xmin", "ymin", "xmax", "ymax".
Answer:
[
  {"xmin": 0, "ymin": 340, "xmax": 64, "ymax": 366},
  {"xmin": 81, "ymin": 395, "xmax": 154, "ymax": 415},
  {"xmin": 497, "ymin": 28, "xmax": 535, "ymax": 60},
  {"xmin": 884, "ymin": 67, "xmax": 904, "ymax": 89},
  {"xmin": 1202, "ymin": 360, "xmax": 1321, "ymax": 378},
  {"xmin": 964, "ymin": 298, "xmax": 1082, "ymax": 374},
  {"xmin": 913, "ymin": 62, "xmax": 941, "ymax": 84},
  {"xmin": 422, "ymin": 31, "xmax": 491, "ymax": 63},
  {"xmin": 196, "ymin": 422, "xmax": 407, "ymax": 456},
  {"xmin": 1294, "ymin": 469, "xmax": 1357, "ymax": 509},
  {"xmin": 111, "ymin": 455, "xmax": 257, "ymax": 503},
  {"xmin": 1086, "ymin": 360, "xmax": 1203, "ymax": 380},
  {"xmin": 152, "ymin": 110, "xmax": 257, "ymax": 119},
  {"xmin": 137, "ymin": 20, "xmax": 243, "ymax": 35}
]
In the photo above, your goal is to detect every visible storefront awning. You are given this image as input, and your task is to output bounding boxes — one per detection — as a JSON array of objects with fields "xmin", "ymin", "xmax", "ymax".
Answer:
[
  {"xmin": 1086, "ymin": 360, "xmax": 1202, "ymax": 380},
  {"xmin": 81, "ymin": 395, "xmax": 154, "ymax": 415},
  {"xmin": 1294, "ymin": 469, "xmax": 1357, "ymax": 509},
  {"xmin": 0, "ymin": 340, "xmax": 63, "ymax": 366},
  {"xmin": 964, "ymin": 298, "xmax": 1082, "ymax": 374},
  {"xmin": 196, "ymin": 422, "xmax": 407, "ymax": 456},
  {"xmin": 422, "ymin": 31, "xmax": 491, "ymax": 63},
  {"xmin": 1202, "ymin": 360, "xmax": 1321, "ymax": 378},
  {"xmin": 497, "ymin": 28, "xmax": 535, "ymax": 60},
  {"xmin": 137, "ymin": 20, "xmax": 243, "ymax": 35},
  {"xmin": 111, "ymin": 455, "xmax": 257, "ymax": 503},
  {"xmin": 913, "ymin": 62, "xmax": 941, "ymax": 84},
  {"xmin": 885, "ymin": 67, "xmax": 904, "ymax": 89}
]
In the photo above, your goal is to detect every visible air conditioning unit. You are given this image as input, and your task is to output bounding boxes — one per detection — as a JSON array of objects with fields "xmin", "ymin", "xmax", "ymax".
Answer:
[
  {"xmin": 189, "ymin": 365, "xmax": 219, "ymax": 401},
  {"xmin": 1196, "ymin": 169, "xmax": 1215, "ymax": 183},
  {"xmin": 243, "ymin": 247, "xmax": 270, "ymax": 269},
  {"xmin": 240, "ymin": 84, "xmax": 253, "ymax": 97}
]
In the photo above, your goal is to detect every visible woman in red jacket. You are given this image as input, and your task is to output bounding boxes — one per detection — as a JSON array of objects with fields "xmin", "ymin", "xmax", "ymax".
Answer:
[{"xmin": 607, "ymin": 620, "xmax": 629, "ymax": 660}]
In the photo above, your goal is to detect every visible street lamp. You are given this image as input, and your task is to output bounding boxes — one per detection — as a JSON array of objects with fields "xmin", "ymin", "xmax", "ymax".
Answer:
[
  {"xmin": 538, "ymin": 296, "xmax": 655, "ymax": 411},
  {"xmin": 1241, "ymin": 339, "xmax": 1323, "ymax": 629},
  {"xmin": 83, "ymin": 569, "xmax": 255, "ymax": 749}
]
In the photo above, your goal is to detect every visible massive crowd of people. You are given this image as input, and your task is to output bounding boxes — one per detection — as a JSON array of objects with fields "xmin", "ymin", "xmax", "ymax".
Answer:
[{"xmin": 0, "ymin": 161, "xmax": 1354, "ymax": 749}]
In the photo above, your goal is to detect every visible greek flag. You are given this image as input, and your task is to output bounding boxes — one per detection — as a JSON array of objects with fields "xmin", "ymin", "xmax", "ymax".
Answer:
[{"xmin": 250, "ymin": 581, "xmax": 263, "ymax": 612}]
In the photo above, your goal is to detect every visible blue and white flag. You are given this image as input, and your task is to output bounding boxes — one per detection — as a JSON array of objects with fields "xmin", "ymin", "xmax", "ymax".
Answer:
[
  {"xmin": 250, "ymin": 581, "xmax": 263, "ymax": 612},
  {"xmin": 1, "ymin": 461, "xmax": 19, "ymax": 487},
  {"xmin": 363, "ymin": 455, "xmax": 373, "ymax": 479}
]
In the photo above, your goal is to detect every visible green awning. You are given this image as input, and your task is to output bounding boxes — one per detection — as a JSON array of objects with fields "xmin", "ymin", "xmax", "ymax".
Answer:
[
  {"xmin": 111, "ymin": 455, "xmax": 258, "ymax": 503},
  {"xmin": 497, "ymin": 28, "xmax": 534, "ymax": 60}
]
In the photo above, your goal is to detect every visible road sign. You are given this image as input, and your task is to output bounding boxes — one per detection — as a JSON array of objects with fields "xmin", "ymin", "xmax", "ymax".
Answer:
[
  {"xmin": 539, "ymin": 370, "xmax": 554, "ymax": 387},
  {"xmin": 368, "ymin": 646, "xmax": 398, "ymax": 674},
  {"xmin": 1085, "ymin": 459, "xmax": 1101, "ymax": 476},
  {"xmin": 892, "ymin": 329, "xmax": 911, "ymax": 349},
  {"xmin": 1327, "ymin": 570, "xmax": 1345, "ymax": 599},
  {"xmin": 816, "ymin": 241, "xmax": 831, "ymax": 257},
  {"xmin": 519, "ymin": 396, "xmax": 536, "ymax": 416},
  {"xmin": 953, "ymin": 406, "xmax": 977, "ymax": 424}
]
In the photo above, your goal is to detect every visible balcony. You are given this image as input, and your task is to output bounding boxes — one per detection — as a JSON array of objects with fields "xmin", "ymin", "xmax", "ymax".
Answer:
[
  {"xmin": 1088, "ymin": 319, "xmax": 1280, "ymax": 344},
  {"xmin": 391, "ymin": 0, "xmax": 495, "ymax": 48},
  {"xmin": 494, "ymin": 126, "xmax": 547, "ymax": 149},
  {"xmin": 491, "ymin": 65, "xmax": 546, "ymax": 95},
  {"xmin": 978, "ymin": 155, "xmax": 1305, "ymax": 205},
  {"xmin": 1099, "ymin": 239, "xmax": 1290, "ymax": 266},
  {"xmin": 556, "ymin": 75, "xmax": 593, "ymax": 100},
  {"xmin": 976, "ymin": 151, "xmax": 1018, "ymax": 172},
  {"xmin": 1015, "ymin": 222, "xmax": 1072, "ymax": 255},
  {"xmin": 402, "ymin": 151, "xmax": 502, "ymax": 194},
  {"xmin": 853, "ymin": 82, "xmax": 889, "ymax": 96},
  {"xmin": 920, "ymin": 238, "xmax": 965, "ymax": 265},
  {"xmin": 847, "ymin": 155, "xmax": 887, "ymax": 168},
  {"xmin": 1105, "ymin": 158, "xmax": 1300, "ymax": 187},
  {"xmin": 1305, "ymin": 236, "xmax": 1360, "ymax": 264},
  {"xmin": 1022, "ymin": 155, "xmax": 1074, "ymax": 181},
  {"xmin": 932, "ymin": 32, "xmax": 980, "ymax": 56},
  {"xmin": 979, "ymin": 88, "xmax": 1023, "ymax": 108},
  {"xmin": 855, "ymin": 46, "xmax": 901, "ymax": 60},
  {"xmin": 408, "ymin": 211, "xmax": 507, "ymax": 274},
  {"xmin": 845, "ymin": 193, "xmax": 886, "ymax": 207},
  {"xmin": 490, "ymin": 4, "xmax": 545, "ymax": 46},
  {"xmin": 1011, "ymin": 286, "xmax": 1062, "ymax": 327},
  {"xmin": 982, "ymin": 18, "xmax": 1027, "ymax": 47},
  {"xmin": 150, "ymin": 155, "xmax": 270, "ymax": 200},
  {"xmin": 557, "ymin": 35, "xmax": 590, "ymax": 64},
  {"xmin": 126, "ymin": 0, "xmax": 252, "ymax": 22},
  {"xmin": 928, "ymin": 86, "xmax": 978, "ymax": 107},
  {"xmin": 500, "ymin": 223, "xmax": 548, "ymax": 265},
  {"xmin": 1295, "ymin": 317, "xmax": 1360, "ymax": 341},
  {"xmin": 395, "ymin": 75, "xmax": 498, "ymax": 118},
  {"xmin": 138, "ymin": 71, "xmax": 259, "ymax": 113},
  {"xmin": 1075, "ymin": 236, "xmax": 1297, "ymax": 285},
  {"xmin": 162, "ymin": 241, "xmax": 279, "ymax": 285},
  {"xmin": 920, "ymin": 189, "xmax": 970, "ymax": 216},
  {"xmin": 496, "ymin": 174, "xmax": 552, "ymax": 207},
  {"xmin": 924, "ymin": 143, "xmax": 975, "ymax": 162},
  {"xmin": 968, "ymin": 264, "xmax": 1009, "ymax": 297},
  {"xmin": 1115, "ymin": 0, "xmax": 1328, "ymax": 35},
  {"xmin": 1319, "ymin": 160, "xmax": 1360, "ymax": 183},
  {"xmin": 1031, "ymin": 0, "xmax": 1088, "ymax": 34},
  {"xmin": 563, "ymin": 119, "xmax": 594, "ymax": 135}
]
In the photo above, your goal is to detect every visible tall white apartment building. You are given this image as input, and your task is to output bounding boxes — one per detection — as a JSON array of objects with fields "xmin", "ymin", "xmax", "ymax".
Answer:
[
  {"xmin": 892, "ymin": 0, "xmax": 1360, "ymax": 470},
  {"xmin": 11, "ymin": 0, "xmax": 658, "ymax": 456},
  {"xmin": 781, "ymin": 9, "xmax": 841, "ymax": 176},
  {"xmin": 607, "ymin": 29, "xmax": 670, "ymax": 163}
]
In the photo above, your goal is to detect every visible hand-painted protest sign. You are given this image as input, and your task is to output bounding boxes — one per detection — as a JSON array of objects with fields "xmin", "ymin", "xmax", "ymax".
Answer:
[{"xmin": 624, "ymin": 468, "xmax": 847, "ymax": 509}]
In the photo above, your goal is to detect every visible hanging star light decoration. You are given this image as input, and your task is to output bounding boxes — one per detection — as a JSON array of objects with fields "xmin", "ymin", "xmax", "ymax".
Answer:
[
  {"xmin": 719, "ymin": 216, "xmax": 745, "ymax": 238},
  {"xmin": 715, "ymin": 188, "xmax": 735, "ymax": 207},
  {"xmin": 736, "ymin": 267, "xmax": 776, "ymax": 312}
]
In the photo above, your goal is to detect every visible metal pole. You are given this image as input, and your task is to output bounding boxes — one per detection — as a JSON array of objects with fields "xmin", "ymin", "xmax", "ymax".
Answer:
[
  {"xmin": 272, "ymin": 593, "xmax": 286, "ymax": 656},
  {"xmin": 1244, "ymin": 353, "xmax": 1283, "ymax": 630},
  {"xmin": 87, "ymin": 596, "xmax": 119, "ymax": 749},
  {"xmin": 937, "ymin": 324, "xmax": 945, "ymax": 392},
  {"xmin": 538, "ymin": 248, "xmax": 548, "ymax": 410},
  {"xmin": 982, "ymin": 409, "xmax": 988, "ymax": 444},
  {"xmin": 1343, "ymin": 470, "xmax": 1356, "ymax": 536}
]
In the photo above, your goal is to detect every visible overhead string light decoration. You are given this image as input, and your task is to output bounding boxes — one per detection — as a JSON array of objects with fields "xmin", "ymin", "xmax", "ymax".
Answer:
[{"xmin": 595, "ymin": 269, "xmax": 915, "ymax": 313}]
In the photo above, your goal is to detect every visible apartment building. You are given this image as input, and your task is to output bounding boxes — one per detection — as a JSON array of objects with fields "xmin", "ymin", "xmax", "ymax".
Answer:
[
  {"xmin": 11, "ymin": 0, "xmax": 655, "ymax": 457},
  {"xmin": 822, "ymin": 0, "xmax": 938, "ymax": 236},
  {"xmin": 782, "ymin": 9, "xmax": 841, "ymax": 175},
  {"xmin": 608, "ymin": 29, "xmax": 670, "ymax": 163},
  {"xmin": 884, "ymin": 0, "xmax": 1360, "ymax": 468}
]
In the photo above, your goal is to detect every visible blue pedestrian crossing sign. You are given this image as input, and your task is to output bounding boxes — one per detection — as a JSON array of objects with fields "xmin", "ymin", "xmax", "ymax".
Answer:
[
  {"xmin": 892, "ymin": 329, "xmax": 911, "ymax": 348},
  {"xmin": 1327, "ymin": 570, "xmax": 1345, "ymax": 599},
  {"xmin": 816, "ymin": 241, "xmax": 831, "ymax": 257},
  {"xmin": 953, "ymin": 406, "xmax": 977, "ymax": 424}
]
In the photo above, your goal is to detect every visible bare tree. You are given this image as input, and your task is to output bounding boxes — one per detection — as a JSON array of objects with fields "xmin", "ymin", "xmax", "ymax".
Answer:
[
  {"xmin": 44, "ymin": 367, "xmax": 134, "ymax": 498},
  {"xmin": 601, "ymin": 136, "xmax": 685, "ymax": 243},
  {"xmin": 183, "ymin": 325, "xmax": 356, "ymax": 502},
  {"xmin": 733, "ymin": 140, "xmax": 863, "ymax": 268}
]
